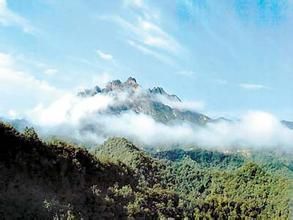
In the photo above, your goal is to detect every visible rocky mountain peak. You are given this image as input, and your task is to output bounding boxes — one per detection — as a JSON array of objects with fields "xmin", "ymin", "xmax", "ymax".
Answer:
[
  {"xmin": 105, "ymin": 80, "xmax": 122, "ymax": 91},
  {"xmin": 124, "ymin": 77, "xmax": 139, "ymax": 89},
  {"xmin": 102, "ymin": 77, "xmax": 140, "ymax": 92},
  {"xmin": 75, "ymin": 77, "xmax": 209, "ymax": 125},
  {"xmin": 149, "ymin": 87, "xmax": 166, "ymax": 95},
  {"xmin": 125, "ymin": 77, "xmax": 137, "ymax": 84},
  {"xmin": 77, "ymin": 85, "xmax": 101, "ymax": 97},
  {"xmin": 78, "ymin": 77, "xmax": 139, "ymax": 97},
  {"xmin": 149, "ymin": 87, "xmax": 181, "ymax": 102}
]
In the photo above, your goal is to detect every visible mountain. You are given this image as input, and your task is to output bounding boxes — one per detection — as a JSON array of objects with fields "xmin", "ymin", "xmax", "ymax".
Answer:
[
  {"xmin": 154, "ymin": 148, "xmax": 245, "ymax": 168},
  {"xmin": 78, "ymin": 77, "xmax": 210, "ymax": 125},
  {"xmin": 94, "ymin": 137, "xmax": 165, "ymax": 187},
  {"xmin": 210, "ymin": 117, "xmax": 234, "ymax": 124},
  {"xmin": 0, "ymin": 121, "xmax": 291, "ymax": 219},
  {"xmin": 0, "ymin": 122, "xmax": 182, "ymax": 219},
  {"xmin": 77, "ymin": 77, "xmax": 293, "ymax": 129},
  {"xmin": 5, "ymin": 118, "xmax": 31, "ymax": 131},
  {"xmin": 282, "ymin": 120, "xmax": 293, "ymax": 129}
]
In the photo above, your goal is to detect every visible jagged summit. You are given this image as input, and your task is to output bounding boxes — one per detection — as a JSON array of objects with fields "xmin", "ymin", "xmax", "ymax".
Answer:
[
  {"xmin": 77, "ymin": 77, "xmax": 210, "ymax": 125},
  {"xmin": 149, "ymin": 87, "xmax": 181, "ymax": 102},
  {"xmin": 79, "ymin": 77, "xmax": 179, "ymax": 101},
  {"xmin": 149, "ymin": 87, "xmax": 166, "ymax": 95},
  {"xmin": 78, "ymin": 77, "xmax": 140, "ymax": 97},
  {"xmin": 105, "ymin": 77, "xmax": 139, "ymax": 92},
  {"xmin": 125, "ymin": 77, "xmax": 138, "ymax": 87}
]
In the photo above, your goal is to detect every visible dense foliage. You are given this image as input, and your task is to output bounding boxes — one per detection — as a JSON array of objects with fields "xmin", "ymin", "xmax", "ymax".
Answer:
[
  {"xmin": 0, "ymin": 122, "xmax": 292, "ymax": 219},
  {"xmin": 154, "ymin": 148, "xmax": 245, "ymax": 168}
]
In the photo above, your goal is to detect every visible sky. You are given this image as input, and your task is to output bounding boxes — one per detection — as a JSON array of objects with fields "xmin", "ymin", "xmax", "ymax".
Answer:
[{"xmin": 0, "ymin": 0, "xmax": 292, "ymax": 120}]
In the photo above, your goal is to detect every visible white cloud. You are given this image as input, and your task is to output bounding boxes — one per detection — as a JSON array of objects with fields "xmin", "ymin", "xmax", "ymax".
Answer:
[
  {"xmin": 30, "ymin": 94, "xmax": 114, "ymax": 126},
  {"xmin": 101, "ymin": 1, "xmax": 182, "ymax": 62},
  {"xmin": 98, "ymin": 113, "xmax": 195, "ymax": 146},
  {"xmin": 136, "ymin": 18, "xmax": 180, "ymax": 53},
  {"xmin": 128, "ymin": 40, "xmax": 173, "ymax": 65},
  {"xmin": 27, "ymin": 84, "xmax": 293, "ymax": 150},
  {"xmin": 0, "ymin": 52, "xmax": 13, "ymax": 66},
  {"xmin": 197, "ymin": 111, "xmax": 293, "ymax": 149},
  {"xmin": 239, "ymin": 83, "xmax": 269, "ymax": 90},
  {"xmin": 7, "ymin": 109, "xmax": 18, "ymax": 118},
  {"xmin": 123, "ymin": 0, "xmax": 159, "ymax": 20},
  {"xmin": 0, "ymin": 54, "xmax": 59, "ymax": 95},
  {"xmin": 124, "ymin": 0, "xmax": 144, "ymax": 8},
  {"xmin": 0, "ymin": 52, "xmax": 62, "ymax": 116},
  {"xmin": 108, "ymin": 15, "xmax": 181, "ymax": 62},
  {"xmin": 96, "ymin": 50, "xmax": 113, "ymax": 60},
  {"xmin": 105, "ymin": 111, "xmax": 293, "ymax": 149},
  {"xmin": 0, "ymin": 0, "xmax": 35, "ymax": 33},
  {"xmin": 44, "ymin": 68, "xmax": 58, "ymax": 76},
  {"xmin": 29, "ymin": 93, "xmax": 198, "ymax": 146}
]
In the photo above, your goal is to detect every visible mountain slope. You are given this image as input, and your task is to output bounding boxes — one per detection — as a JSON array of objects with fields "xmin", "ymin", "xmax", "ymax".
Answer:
[
  {"xmin": 0, "ymin": 122, "xmax": 136, "ymax": 219},
  {"xmin": 94, "ymin": 137, "xmax": 165, "ymax": 187},
  {"xmin": 282, "ymin": 120, "xmax": 293, "ymax": 129},
  {"xmin": 154, "ymin": 148, "xmax": 245, "ymax": 169},
  {"xmin": 155, "ymin": 148, "xmax": 292, "ymax": 219},
  {"xmin": 0, "ymin": 122, "xmax": 184, "ymax": 219},
  {"xmin": 0, "ymin": 121, "xmax": 291, "ymax": 219}
]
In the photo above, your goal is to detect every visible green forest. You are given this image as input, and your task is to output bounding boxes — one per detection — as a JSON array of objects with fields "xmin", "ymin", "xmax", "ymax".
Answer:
[{"xmin": 0, "ymin": 121, "xmax": 292, "ymax": 219}]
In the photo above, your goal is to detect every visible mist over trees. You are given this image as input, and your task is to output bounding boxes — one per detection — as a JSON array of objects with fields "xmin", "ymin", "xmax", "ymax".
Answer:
[{"xmin": 0, "ymin": 122, "xmax": 292, "ymax": 219}]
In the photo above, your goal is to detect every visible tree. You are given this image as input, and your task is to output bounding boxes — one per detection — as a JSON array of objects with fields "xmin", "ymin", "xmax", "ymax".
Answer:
[{"xmin": 23, "ymin": 127, "xmax": 40, "ymax": 142}]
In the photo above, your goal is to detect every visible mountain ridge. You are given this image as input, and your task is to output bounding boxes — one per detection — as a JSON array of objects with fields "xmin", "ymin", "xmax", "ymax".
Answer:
[{"xmin": 77, "ymin": 77, "xmax": 210, "ymax": 125}]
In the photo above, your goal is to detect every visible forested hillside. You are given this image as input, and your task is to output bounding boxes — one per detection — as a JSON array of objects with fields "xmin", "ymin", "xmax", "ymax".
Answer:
[{"xmin": 0, "ymin": 122, "xmax": 291, "ymax": 219}]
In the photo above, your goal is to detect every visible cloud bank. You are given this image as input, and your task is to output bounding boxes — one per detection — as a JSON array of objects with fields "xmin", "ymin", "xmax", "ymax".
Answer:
[{"xmin": 28, "ymin": 91, "xmax": 293, "ymax": 151}]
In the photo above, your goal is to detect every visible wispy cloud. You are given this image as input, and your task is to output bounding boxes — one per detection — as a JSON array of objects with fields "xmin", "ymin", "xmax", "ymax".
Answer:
[
  {"xmin": 127, "ymin": 40, "xmax": 173, "ymax": 65},
  {"xmin": 136, "ymin": 18, "xmax": 181, "ymax": 53},
  {"xmin": 123, "ymin": 0, "xmax": 160, "ymax": 20},
  {"xmin": 0, "ymin": 0, "xmax": 35, "ymax": 33},
  {"xmin": 96, "ymin": 50, "xmax": 113, "ymax": 60},
  {"xmin": 100, "ymin": 0, "xmax": 183, "ymax": 64},
  {"xmin": 0, "ymin": 52, "xmax": 62, "ymax": 116},
  {"xmin": 0, "ymin": 53, "xmax": 60, "ymax": 95},
  {"xmin": 123, "ymin": 0, "xmax": 144, "ymax": 8},
  {"xmin": 107, "ymin": 15, "xmax": 181, "ymax": 54},
  {"xmin": 240, "ymin": 83, "xmax": 269, "ymax": 90}
]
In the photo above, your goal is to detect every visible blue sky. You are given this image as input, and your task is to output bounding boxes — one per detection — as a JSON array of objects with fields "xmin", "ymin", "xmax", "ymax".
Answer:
[{"xmin": 0, "ymin": 0, "xmax": 292, "ymax": 120}]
